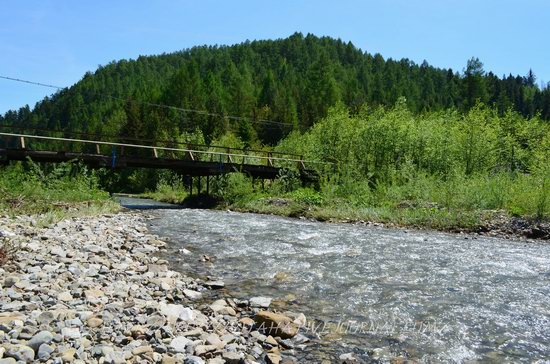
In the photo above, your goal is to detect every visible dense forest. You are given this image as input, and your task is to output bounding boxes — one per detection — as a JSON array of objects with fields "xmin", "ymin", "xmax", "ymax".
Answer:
[{"xmin": 1, "ymin": 32, "xmax": 550, "ymax": 147}]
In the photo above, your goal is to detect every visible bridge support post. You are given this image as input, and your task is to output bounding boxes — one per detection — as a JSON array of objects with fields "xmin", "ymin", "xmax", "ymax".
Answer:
[
  {"xmin": 206, "ymin": 175, "xmax": 210, "ymax": 195},
  {"xmin": 198, "ymin": 176, "xmax": 202, "ymax": 194},
  {"xmin": 0, "ymin": 149, "xmax": 7, "ymax": 165}
]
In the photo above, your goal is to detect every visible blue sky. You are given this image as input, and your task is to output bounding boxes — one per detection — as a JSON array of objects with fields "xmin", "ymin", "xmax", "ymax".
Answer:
[{"xmin": 1, "ymin": 0, "xmax": 549, "ymax": 113}]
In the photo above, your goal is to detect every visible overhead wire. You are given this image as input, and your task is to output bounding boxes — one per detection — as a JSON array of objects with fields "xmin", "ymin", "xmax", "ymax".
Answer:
[{"xmin": 0, "ymin": 75, "xmax": 293, "ymax": 128}]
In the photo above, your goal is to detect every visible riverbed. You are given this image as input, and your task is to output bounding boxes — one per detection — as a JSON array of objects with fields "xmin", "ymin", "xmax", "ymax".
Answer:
[{"xmin": 128, "ymin": 199, "xmax": 550, "ymax": 362}]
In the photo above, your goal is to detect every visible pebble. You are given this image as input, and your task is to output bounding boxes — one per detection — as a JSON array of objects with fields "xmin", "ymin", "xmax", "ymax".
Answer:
[
  {"xmin": 185, "ymin": 356, "xmax": 206, "ymax": 364},
  {"xmin": 61, "ymin": 327, "xmax": 81, "ymax": 339},
  {"xmin": 250, "ymin": 296, "xmax": 272, "ymax": 308},
  {"xmin": 3, "ymin": 344, "xmax": 34, "ymax": 362},
  {"xmin": 203, "ymin": 280, "xmax": 225, "ymax": 289},
  {"xmin": 254, "ymin": 311, "xmax": 299, "ymax": 339},
  {"xmin": 170, "ymin": 336, "xmax": 192, "ymax": 353},
  {"xmin": 2, "ymin": 276, "xmax": 19, "ymax": 288},
  {"xmin": 60, "ymin": 348, "xmax": 76, "ymax": 363},
  {"xmin": 27, "ymin": 330, "xmax": 53, "ymax": 352},
  {"xmin": 86, "ymin": 317, "xmax": 103, "ymax": 328},
  {"xmin": 340, "ymin": 352, "xmax": 358, "ymax": 363},
  {"xmin": 37, "ymin": 343, "xmax": 54, "ymax": 360},
  {"xmin": 0, "ymin": 359, "xmax": 16, "ymax": 364}
]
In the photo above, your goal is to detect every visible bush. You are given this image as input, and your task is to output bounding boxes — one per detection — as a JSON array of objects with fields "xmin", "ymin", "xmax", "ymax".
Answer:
[{"xmin": 211, "ymin": 173, "xmax": 255, "ymax": 205}]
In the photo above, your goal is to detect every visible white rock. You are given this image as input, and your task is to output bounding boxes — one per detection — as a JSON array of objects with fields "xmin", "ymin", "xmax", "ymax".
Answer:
[
  {"xmin": 50, "ymin": 246, "xmax": 66, "ymax": 257},
  {"xmin": 158, "ymin": 303, "xmax": 195, "ymax": 322},
  {"xmin": 170, "ymin": 336, "xmax": 192, "ymax": 353},
  {"xmin": 57, "ymin": 291, "xmax": 73, "ymax": 302},
  {"xmin": 62, "ymin": 327, "xmax": 81, "ymax": 339},
  {"xmin": 249, "ymin": 296, "xmax": 272, "ymax": 308},
  {"xmin": 183, "ymin": 289, "xmax": 202, "ymax": 300}
]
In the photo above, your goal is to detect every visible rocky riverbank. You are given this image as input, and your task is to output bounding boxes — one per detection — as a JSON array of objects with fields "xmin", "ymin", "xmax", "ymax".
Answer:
[{"xmin": 0, "ymin": 212, "xmax": 316, "ymax": 364}]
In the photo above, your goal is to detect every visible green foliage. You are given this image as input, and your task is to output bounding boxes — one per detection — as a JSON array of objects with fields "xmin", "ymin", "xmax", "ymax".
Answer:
[
  {"xmin": 210, "ymin": 173, "xmax": 255, "ymax": 205},
  {"xmin": 288, "ymin": 188, "xmax": 324, "ymax": 205},
  {"xmin": 0, "ymin": 161, "xmax": 116, "ymax": 220},
  {"xmin": 144, "ymin": 172, "xmax": 188, "ymax": 204},
  {"xmin": 273, "ymin": 101, "xmax": 550, "ymax": 219}
]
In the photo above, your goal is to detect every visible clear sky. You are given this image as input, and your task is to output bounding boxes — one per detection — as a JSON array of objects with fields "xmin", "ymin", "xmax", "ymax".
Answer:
[{"xmin": 1, "ymin": 0, "xmax": 549, "ymax": 114}]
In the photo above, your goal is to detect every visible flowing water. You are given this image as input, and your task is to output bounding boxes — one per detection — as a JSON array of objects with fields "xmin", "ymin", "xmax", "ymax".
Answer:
[{"xmin": 120, "ymin": 198, "xmax": 550, "ymax": 362}]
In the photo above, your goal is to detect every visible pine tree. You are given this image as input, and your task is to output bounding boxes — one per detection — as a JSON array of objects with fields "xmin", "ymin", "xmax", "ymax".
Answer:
[{"xmin": 462, "ymin": 57, "xmax": 488, "ymax": 109}]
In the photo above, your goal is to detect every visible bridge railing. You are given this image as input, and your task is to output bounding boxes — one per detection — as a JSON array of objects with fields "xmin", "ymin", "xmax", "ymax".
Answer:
[
  {"xmin": 0, "ymin": 131, "xmax": 324, "ymax": 170},
  {"xmin": 0, "ymin": 125, "xmax": 310, "ymax": 168}
]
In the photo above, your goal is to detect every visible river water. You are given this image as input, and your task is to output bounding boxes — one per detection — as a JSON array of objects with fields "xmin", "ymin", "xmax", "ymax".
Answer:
[{"xmin": 120, "ymin": 198, "xmax": 550, "ymax": 362}]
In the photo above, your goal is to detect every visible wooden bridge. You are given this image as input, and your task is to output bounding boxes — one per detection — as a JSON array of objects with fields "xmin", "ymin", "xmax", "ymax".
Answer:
[{"xmin": 0, "ymin": 127, "xmax": 322, "ymax": 190}]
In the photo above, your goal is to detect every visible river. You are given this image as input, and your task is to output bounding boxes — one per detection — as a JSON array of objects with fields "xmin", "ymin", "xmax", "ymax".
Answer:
[{"xmin": 119, "ymin": 198, "xmax": 550, "ymax": 362}]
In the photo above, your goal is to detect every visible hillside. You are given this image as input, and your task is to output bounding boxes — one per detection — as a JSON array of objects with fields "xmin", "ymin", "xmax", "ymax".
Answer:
[{"xmin": 1, "ymin": 32, "xmax": 550, "ymax": 147}]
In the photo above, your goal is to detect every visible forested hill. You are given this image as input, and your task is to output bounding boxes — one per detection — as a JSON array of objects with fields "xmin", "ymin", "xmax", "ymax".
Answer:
[{"xmin": 2, "ymin": 32, "xmax": 550, "ymax": 146}]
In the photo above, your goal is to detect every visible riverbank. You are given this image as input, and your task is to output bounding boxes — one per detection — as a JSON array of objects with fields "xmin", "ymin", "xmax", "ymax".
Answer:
[
  {"xmin": 141, "ymin": 192, "xmax": 550, "ymax": 241},
  {"xmin": 233, "ymin": 198, "xmax": 550, "ymax": 241},
  {"xmin": 0, "ymin": 212, "xmax": 314, "ymax": 364}
]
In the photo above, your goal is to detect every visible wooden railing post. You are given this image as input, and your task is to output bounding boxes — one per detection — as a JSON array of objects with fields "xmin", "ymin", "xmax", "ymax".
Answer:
[
  {"xmin": 298, "ymin": 155, "xmax": 305, "ymax": 170},
  {"xmin": 226, "ymin": 148, "xmax": 233, "ymax": 163},
  {"xmin": 267, "ymin": 152, "xmax": 273, "ymax": 167},
  {"xmin": 187, "ymin": 144, "xmax": 195, "ymax": 161},
  {"xmin": 19, "ymin": 136, "xmax": 25, "ymax": 149},
  {"xmin": 96, "ymin": 144, "xmax": 101, "ymax": 155}
]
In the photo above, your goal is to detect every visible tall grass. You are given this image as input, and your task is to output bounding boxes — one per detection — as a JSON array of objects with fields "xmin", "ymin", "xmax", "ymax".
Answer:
[{"xmin": 0, "ymin": 161, "xmax": 117, "ymax": 223}]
